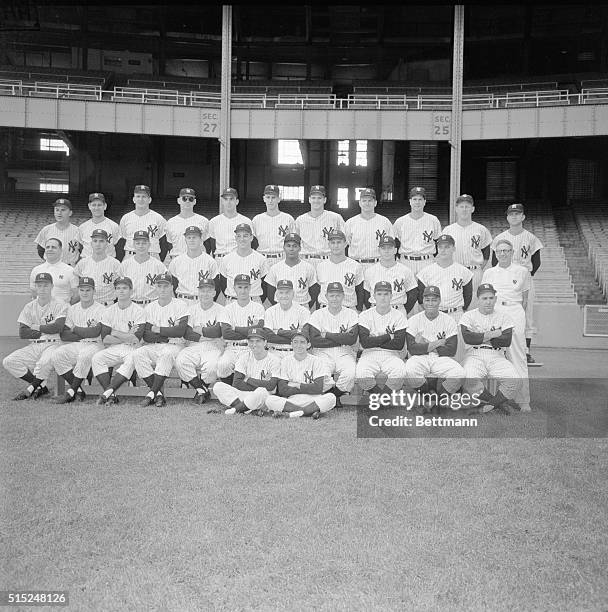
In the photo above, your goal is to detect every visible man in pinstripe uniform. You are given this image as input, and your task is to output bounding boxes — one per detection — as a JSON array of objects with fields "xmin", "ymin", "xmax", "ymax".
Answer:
[
  {"xmin": 165, "ymin": 187, "xmax": 210, "ymax": 260},
  {"xmin": 207, "ymin": 188, "xmax": 252, "ymax": 259},
  {"xmin": 35, "ymin": 198, "xmax": 82, "ymax": 266}
]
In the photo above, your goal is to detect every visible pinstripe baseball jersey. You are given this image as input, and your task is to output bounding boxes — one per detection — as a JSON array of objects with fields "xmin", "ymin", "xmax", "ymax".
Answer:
[
  {"xmin": 168, "ymin": 252, "xmax": 219, "ymax": 296},
  {"xmin": 79, "ymin": 218, "xmax": 120, "ymax": 259},
  {"xmin": 265, "ymin": 303, "xmax": 310, "ymax": 334},
  {"xmin": 344, "ymin": 214, "xmax": 394, "ymax": 260},
  {"xmin": 417, "ymin": 263, "xmax": 473, "ymax": 309},
  {"xmin": 120, "ymin": 256, "xmax": 166, "ymax": 301},
  {"xmin": 364, "ymin": 261, "xmax": 417, "ymax": 305},
  {"xmin": 358, "ymin": 307, "xmax": 408, "ymax": 354},
  {"xmin": 166, "ymin": 213, "xmax": 210, "ymax": 257},
  {"xmin": 208, "ymin": 213, "xmax": 252, "ymax": 255},
  {"xmin": 119, "ymin": 210, "xmax": 167, "ymax": 255},
  {"xmin": 143, "ymin": 299, "xmax": 189, "ymax": 345},
  {"xmin": 459, "ymin": 308, "xmax": 515, "ymax": 355},
  {"xmin": 491, "ymin": 229, "xmax": 543, "ymax": 272},
  {"xmin": 35, "ymin": 223, "xmax": 82, "ymax": 266},
  {"xmin": 265, "ymin": 260, "xmax": 317, "ymax": 305},
  {"xmin": 220, "ymin": 250, "xmax": 267, "ymax": 297},
  {"xmin": 65, "ymin": 301, "xmax": 106, "ymax": 344},
  {"xmin": 294, "ymin": 210, "xmax": 346, "ymax": 256},
  {"xmin": 219, "ymin": 300, "xmax": 265, "ymax": 328},
  {"xmin": 101, "ymin": 301, "xmax": 146, "ymax": 334},
  {"xmin": 187, "ymin": 302, "xmax": 226, "ymax": 350},
  {"xmin": 392, "ymin": 212, "xmax": 442, "ymax": 256},
  {"xmin": 30, "ymin": 261, "xmax": 78, "ymax": 304},
  {"xmin": 481, "ymin": 264, "xmax": 531, "ymax": 304},
  {"xmin": 235, "ymin": 350, "xmax": 281, "ymax": 381},
  {"xmin": 443, "ymin": 221, "xmax": 492, "ymax": 267},
  {"xmin": 252, "ymin": 211, "xmax": 295, "ymax": 255},
  {"xmin": 74, "ymin": 256, "xmax": 123, "ymax": 304},
  {"xmin": 307, "ymin": 306, "xmax": 359, "ymax": 358},
  {"xmin": 407, "ymin": 311, "xmax": 458, "ymax": 355},
  {"xmin": 277, "ymin": 353, "xmax": 330, "ymax": 384},
  {"xmin": 18, "ymin": 298, "xmax": 68, "ymax": 341},
  {"xmin": 316, "ymin": 258, "xmax": 363, "ymax": 309}
]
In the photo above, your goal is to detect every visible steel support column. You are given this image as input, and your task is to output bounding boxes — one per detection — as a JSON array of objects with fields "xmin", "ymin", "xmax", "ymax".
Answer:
[
  {"xmin": 449, "ymin": 5, "xmax": 464, "ymax": 223},
  {"xmin": 219, "ymin": 5, "xmax": 233, "ymax": 208}
]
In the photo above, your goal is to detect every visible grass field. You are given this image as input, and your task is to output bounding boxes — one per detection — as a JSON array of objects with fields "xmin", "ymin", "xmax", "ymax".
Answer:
[{"xmin": 1, "ymin": 340, "xmax": 607, "ymax": 611}]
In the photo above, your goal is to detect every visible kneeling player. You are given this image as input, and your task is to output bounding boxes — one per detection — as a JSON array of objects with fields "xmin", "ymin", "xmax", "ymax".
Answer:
[
  {"xmin": 460, "ymin": 283, "xmax": 521, "ymax": 414},
  {"xmin": 404, "ymin": 285, "xmax": 465, "ymax": 411},
  {"xmin": 265, "ymin": 330, "xmax": 336, "ymax": 418},
  {"xmin": 212, "ymin": 328, "xmax": 280, "ymax": 415}
]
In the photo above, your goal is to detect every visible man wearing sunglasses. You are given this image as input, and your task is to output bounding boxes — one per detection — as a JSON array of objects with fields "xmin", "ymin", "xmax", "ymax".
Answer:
[{"xmin": 165, "ymin": 187, "xmax": 210, "ymax": 260}]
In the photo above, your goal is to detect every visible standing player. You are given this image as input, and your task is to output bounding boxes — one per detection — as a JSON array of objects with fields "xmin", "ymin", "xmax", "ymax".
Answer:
[
  {"xmin": 212, "ymin": 328, "xmax": 281, "ymax": 415},
  {"xmin": 165, "ymin": 187, "xmax": 210, "ymax": 260},
  {"xmin": 482, "ymin": 239, "xmax": 531, "ymax": 412},
  {"xmin": 364, "ymin": 236, "xmax": 418, "ymax": 314},
  {"xmin": 35, "ymin": 198, "xmax": 82, "ymax": 266},
  {"xmin": 416, "ymin": 234, "xmax": 473, "ymax": 363},
  {"xmin": 442, "ymin": 194, "xmax": 492, "ymax": 306},
  {"xmin": 265, "ymin": 330, "xmax": 336, "ymax": 419},
  {"xmin": 344, "ymin": 188, "xmax": 393, "ymax": 271},
  {"xmin": 3, "ymin": 273, "xmax": 68, "ymax": 400},
  {"xmin": 252, "ymin": 185, "xmax": 295, "ymax": 267},
  {"xmin": 174, "ymin": 278, "xmax": 226, "ymax": 405},
  {"xmin": 460, "ymin": 283, "xmax": 521, "ymax": 414},
  {"xmin": 316, "ymin": 231, "xmax": 364, "ymax": 311},
  {"xmin": 216, "ymin": 274, "xmax": 266, "ymax": 381},
  {"xmin": 30, "ymin": 238, "xmax": 78, "ymax": 304},
  {"xmin": 264, "ymin": 233, "xmax": 319, "ymax": 308},
  {"xmin": 74, "ymin": 229, "xmax": 123, "ymax": 306},
  {"xmin": 294, "ymin": 185, "xmax": 345, "ymax": 267},
  {"xmin": 404, "ymin": 286, "xmax": 465, "ymax": 409},
  {"xmin": 356, "ymin": 281, "xmax": 408, "ymax": 396},
  {"xmin": 52, "ymin": 277, "xmax": 106, "ymax": 403},
  {"xmin": 168, "ymin": 226, "xmax": 219, "ymax": 301},
  {"xmin": 207, "ymin": 188, "xmax": 252, "ymax": 259},
  {"xmin": 392, "ymin": 186, "xmax": 442, "ymax": 276},
  {"xmin": 219, "ymin": 224, "xmax": 267, "ymax": 303},
  {"xmin": 263, "ymin": 280, "xmax": 310, "ymax": 354},
  {"xmin": 120, "ymin": 231, "xmax": 167, "ymax": 305},
  {"xmin": 116, "ymin": 185, "xmax": 168, "ymax": 261},
  {"xmin": 305, "ymin": 282, "xmax": 359, "ymax": 406},
  {"xmin": 92, "ymin": 276, "xmax": 146, "ymax": 406},
  {"xmin": 78, "ymin": 192, "xmax": 120, "ymax": 259},
  {"xmin": 491, "ymin": 203, "xmax": 543, "ymax": 365}
]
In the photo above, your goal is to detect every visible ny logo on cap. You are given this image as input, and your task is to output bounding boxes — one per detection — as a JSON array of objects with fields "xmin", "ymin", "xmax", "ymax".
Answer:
[
  {"xmin": 471, "ymin": 235, "xmax": 481, "ymax": 249},
  {"xmin": 303, "ymin": 370, "xmax": 314, "ymax": 384},
  {"xmin": 452, "ymin": 278, "xmax": 464, "ymax": 290},
  {"xmin": 422, "ymin": 230, "xmax": 434, "ymax": 243}
]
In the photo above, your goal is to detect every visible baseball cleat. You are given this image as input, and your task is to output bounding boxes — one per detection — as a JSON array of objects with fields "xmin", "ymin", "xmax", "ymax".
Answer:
[
  {"xmin": 252, "ymin": 408, "xmax": 265, "ymax": 417},
  {"xmin": 31, "ymin": 386, "xmax": 49, "ymax": 400},
  {"xmin": 54, "ymin": 392, "xmax": 75, "ymax": 404},
  {"xmin": 107, "ymin": 394, "xmax": 119, "ymax": 405},
  {"xmin": 75, "ymin": 389, "xmax": 87, "ymax": 402},
  {"xmin": 272, "ymin": 411, "xmax": 287, "ymax": 419},
  {"xmin": 140, "ymin": 395, "xmax": 155, "ymax": 407},
  {"xmin": 14, "ymin": 390, "xmax": 32, "ymax": 400},
  {"xmin": 526, "ymin": 354, "xmax": 543, "ymax": 367},
  {"xmin": 311, "ymin": 410, "xmax": 321, "ymax": 420},
  {"xmin": 224, "ymin": 408, "xmax": 236, "ymax": 415},
  {"xmin": 154, "ymin": 394, "xmax": 167, "ymax": 408},
  {"xmin": 194, "ymin": 390, "xmax": 211, "ymax": 405},
  {"xmin": 96, "ymin": 394, "xmax": 108, "ymax": 406}
]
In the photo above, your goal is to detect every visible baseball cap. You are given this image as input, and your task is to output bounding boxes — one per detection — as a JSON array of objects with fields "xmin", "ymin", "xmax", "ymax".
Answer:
[
  {"xmin": 283, "ymin": 232, "xmax": 301, "ymax": 244},
  {"xmin": 477, "ymin": 283, "xmax": 497, "ymax": 297},
  {"xmin": 409, "ymin": 186, "xmax": 426, "ymax": 198},
  {"xmin": 53, "ymin": 198, "xmax": 72, "ymax": 210},
  {"xmin": 78, "ymin": 276, "xmax": 95, "ymax": 288},
  {"xmin": 221, "ymin": 187, "xmax": 238, "ymax": 198},
  {"xmin": 328, "ymin": 230, "xmax": 346, "ymax": 241},
  {"xmin": 436, "ymin": 234, "xmax": 456, "ymax": 246},
  {"xmin": 291, "ymin": 328, "xmax": 310, "ymax": 342},
  {"xmin": 113, "ymin": 276, "xmax": 133, "ymax": 288},
  {"xmin": 310, "ymin": 185, "xmax": 326, "ymax": 196},
  {"xmin": 198, "ymin": 278, "xmax": 216, "ymax": 289},
  {"xmin": 91, "ymin": 228, "xmax": 109, "ymax": 240},
  {"xmin": 374, "ymin": 281, "xmax": 393, "ymax": 293},
  {"xmin": 359, "ymin": 188, "xmax": 376, "ymax": 199},
  {"xmin": 247, "ymin": 328, "xmax": 267, "ymax": 340},
  {"xmin": 133, "ymin": 230, "xmax": 150, "ymax": 241},
  {"xmin": 34, "ymin": 272, "xmax": 53, "ymax": 284},
  {"xmin": 184, "ymin": 225, "xmax": 202, "ymax": 236},
  {"xmin": 423, "ymin": 285, "xmax": 441, "ymax": 298},
  {"xmin": 234, "ymin": 274, "xmax": 251, "ymax": 286},
  {"xmin": 179, "ymin": 187, "xmax": 196, "ymax": 198},
  {"xmin": 234, "ymin": 223, "xmax": 253, "ymax": 235},
  {"xmin": 378, "ymin": 235, "xmax": 396, "ymax": 247},
  {"xmin": 133, "ymin": 184, "xmax": 151, "ymax": 195},
  {"xmin": 506, "ymin": 203, "xmax": 525, "ymax": 214},
  {"xmin": 456, "ymin": 194, "xmax": 474, "ymax": 205},
  {"xmin": 263, "ymin": 185, "xmax": 280, "ymax": 196},
  {"xmin": 276, "ymin": 279, "xmax": 294, "ymax": 290},
  {"xmin": 154, "ymin": 272, "xmax": 174, "ymax": 285},
  {"xmin": 88, "ymin": 192, "xmax": 106, "ymax": 203},
  {"xmin": 326, "ymin": 282, "xmax": 344, "ymax": 294}
]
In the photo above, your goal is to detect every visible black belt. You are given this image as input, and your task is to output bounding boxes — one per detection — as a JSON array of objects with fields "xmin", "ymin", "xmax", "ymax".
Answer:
[
  {"xmin": 102, "ymin": 300, "xmax": 117, "ymax": 306},
  {"xmin": 474, "ymin": 346, "xmax": 503, "ymax": 351},
  {"xmin": 355, "ymin": 257, "xmax": 379, "ymax": 264},
  {"xmin": 467, "ymin": 265, "xmax": 481, "ymax": 270},
  {"xmin": 263, "ymin": 253, "xmax": 283, "ymax": 259},
  {"xmin": 133, "ymin": 299, "xmax": 152, "ymax": 305},
  {"xmin": 214, "ymin": 252, "xmax": 227, "ymax": 258},
  {"xmin": 499, "ymin": 301, "xmax": 521, "ymax": 307},
  {"xmin": 31, "ymin": 338, "xmax": 59, "ymax": 344},
  {"xmin": 440, "ymin": 307, "xmax": 462, "ymax": 314},
  {"xmin": 403, "ymin": 254, "xmax": 431, "ymax": 261},
  {"xmin": 271, "ymin": 345, "xmax": 292, "ymax": 352},
  {"xmin": 177, "ymin": 293, "xmax": 197, "ymax": 300},
  {"xmin": 301, "ymin": 254, "xmax": 329, "ymax": 260}
]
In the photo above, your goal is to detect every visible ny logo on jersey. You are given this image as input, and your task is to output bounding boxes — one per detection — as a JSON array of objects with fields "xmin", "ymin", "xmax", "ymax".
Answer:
[
  {"xmin": 106, "ymin": 233, "xmax": 112, "ymax": 243},
  {"xmin": 102, "ymin": 272, "xmax": 114, "ymax": 285},
  {"xmin": 168, "ymin": 317, "xmax": 176, "ymax": 326},
  {"xmin": 68, "ymin": 240, "xmax": 79, "ymax": 253},
  {"xmin": 260, "ymin": 369, "xmax": 269, "ymax": 380},
  {"xmin": 147, "ymin": 224, "xmax": 159, "ymax": 238},
  {"xmin": 278, "ymin": 225, "xmax": 289, "ymax": 237},
  {"xmin": 128, "ymin": 320, "xmax": 136, "ymax": 331},
  {"xmin": 145, "ymin": 273, "xmax": 156, "ymax": 285},
  {"xmin": 298, "ymin": 277, "xmax": 307, "ymax": 289},
  {"xmin": 385, "ymin": 323, "xmax": 396, "ymax": 335},
  {"xmin": 44, "ymin": 313, "xmax": 55, "ymax": 323},
  {"xmin": 247, "ymin": 316, "xmax": 256, "ymax": 326},
  {"xmin": 339, "ymin": 324, "xmax": 349, "ymax": 333},
  {"xmin": 86, "ymin": 318, "xmax": 96, "ymax": 327},
  {"xmin": 422, "ymin": 230, "xmax": 434, "ymax": 243},
  {"xmin": 250, "ymin": 268, "xmax": 261, "ymax": 281},
  {"xmin": 58, "ymin": 275, "xmax": 64, "ymax": 280},
  {"xmin": 393, "ymin": 279, "xmax": 405, "ymax": 292},
  {"xmin": 344, "ymin": 273, "xmax": 355, "ymax": 287},
  {"xmin": 289, "ymin": 323, "xmax": 299, "ymax": 330},
  {"xmin": 375, "ymin": 228, "xmax": 387, "ymax": 242},
  {"xmin": 437, "ymin": 331, "xmax": 446, "ymax": 340},
  {"xmin": 322, "ymin": 226, "xmax": 334, "ymax": 240},
  {"xmin": 198, "ymin": 270, "xmax": 210, "ymax": 281},
  {"xmin": 303, "ymin": 370, "xmax": 314, "ymax": 384},
  {"xmin": 513, "ymin": 279, "xmax": 517, "ymax": 284},
  {"xmin": 452, "ymin": 278, "xmax": 464, "ymax": 290},
  {"xmin": 521, "ymin": 245, "xmax": 530, "ymax": 259},
  {"xmin": 205, "ymin": 319, "xmax": 216, "ymax": 328},
  {"xmin": 471, "ymin": 234, "xmax": 481, "ymax": 249}
]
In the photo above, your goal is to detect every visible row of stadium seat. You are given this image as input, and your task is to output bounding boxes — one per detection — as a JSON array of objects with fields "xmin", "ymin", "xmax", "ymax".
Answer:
[{"xmin": 574, "ymin": 203, "xmax": 608, "ymax": 300}]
